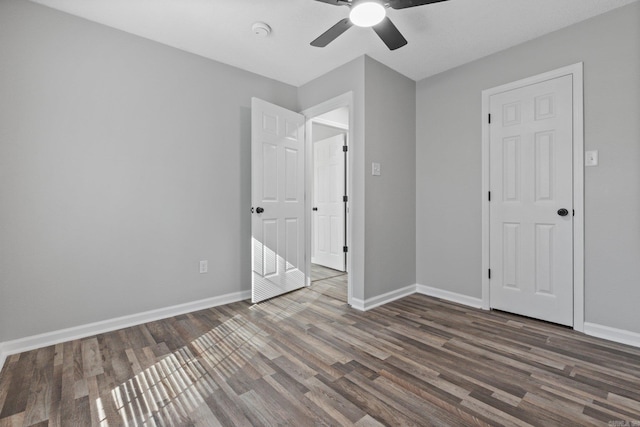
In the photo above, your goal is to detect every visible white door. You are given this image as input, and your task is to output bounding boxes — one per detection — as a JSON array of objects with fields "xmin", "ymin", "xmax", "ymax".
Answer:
[
  {"xmin": 489, "ymin": 75, "xmax": 574, "ymax": 326},
  {"xmin": 312, "ymin": 134, "xmax": 346, "ymax": 271},
  {"xmin": 251, "ymin": 98, "xmax": 306, "ymax": 303}
]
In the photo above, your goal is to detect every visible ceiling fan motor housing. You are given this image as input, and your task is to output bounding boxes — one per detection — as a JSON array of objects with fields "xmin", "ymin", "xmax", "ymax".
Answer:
[{"xmin": 311, "ymin": 0, "xmax": 448, "ymax": 50}]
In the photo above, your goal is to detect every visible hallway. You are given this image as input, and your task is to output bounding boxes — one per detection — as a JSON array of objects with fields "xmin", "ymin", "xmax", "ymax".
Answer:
[{"xmin": 310, "ymin": 263, "xmax": 347, "ymax": 303}]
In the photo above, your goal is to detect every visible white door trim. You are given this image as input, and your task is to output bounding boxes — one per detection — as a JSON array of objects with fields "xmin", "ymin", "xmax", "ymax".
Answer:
[
  {"xmin": 302, "ymin": 92, "xmax": 354, "ymax": 306},
  {"xmin": 481, "ymin": 63, "xmax": 585, "ymax": 332},
  {"xmin": 312, "ymin": 116, "xmax": 349, "ymax": 131}
]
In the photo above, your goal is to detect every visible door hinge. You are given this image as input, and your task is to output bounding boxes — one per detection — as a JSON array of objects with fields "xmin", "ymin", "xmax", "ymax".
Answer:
[
  {"xmin": 488, "ymin": 114, "xmax": 491, "ymax": 124},
  {"xmin": 343, "ymin": 246, "xmax": 348, "ymax": 253},
  {"xmin": 343, "ymin": 195, "xmax": 348, "ymax": 202},
  {"xmin": 488, "ymin": 191, "xmax": 491, "ymax": 202},
  {"xmin": 488, "ymin": 269, "xmax": 491, "ymax": 279},
  {"xmin": 573, "ymin": 209, "xmax": 575, "ymax": 216},
  {"xmin": 343, "ymin": 145, "xmax": 348, "ymax": 152}
]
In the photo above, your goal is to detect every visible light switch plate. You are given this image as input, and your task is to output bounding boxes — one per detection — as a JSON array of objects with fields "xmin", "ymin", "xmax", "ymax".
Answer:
[
  {"xmin": 372, "ymin": 162, "xmax": 381, "ymax": 176},
  {"xmin": 585, "ymin": 150, "xmax": 598, "ymax": 167}
]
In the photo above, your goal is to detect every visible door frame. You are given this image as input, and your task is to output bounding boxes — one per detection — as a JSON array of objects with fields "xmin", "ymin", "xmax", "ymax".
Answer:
[
  {"xmin": 302, "ymin": 92, "xmax": 353, "ymax": 306},
  {"xmin": 481, "ymin": 63, "xmax": 585, "ymax": 331}
]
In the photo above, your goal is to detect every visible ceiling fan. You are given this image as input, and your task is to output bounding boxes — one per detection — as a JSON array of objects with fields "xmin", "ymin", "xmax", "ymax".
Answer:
[{"xmin": 311, "ymin": 0, "xmax": 449, "ymax": 50}]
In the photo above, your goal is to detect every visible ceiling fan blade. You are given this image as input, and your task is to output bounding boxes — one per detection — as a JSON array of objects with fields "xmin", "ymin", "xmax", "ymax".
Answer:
[
  {"xmin": 372, "ymin": 17, "xmax": 407, "ymax": 50},
  {"xmin": 311, "ymin": 18, "xmax": 353, "ymax": 47},
  {"xmin": 388, "ymin": 0, "xmax": 449, "ymax": 10},
  {"xmin": 313, "ymin": 0, "xmax": 350, "ymax": 6}
]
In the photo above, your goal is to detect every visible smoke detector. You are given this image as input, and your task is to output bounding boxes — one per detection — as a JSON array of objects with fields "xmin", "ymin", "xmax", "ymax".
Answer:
[{"xmin": 252, "ymin": 22, "xmax": 271, "ymax": 38}]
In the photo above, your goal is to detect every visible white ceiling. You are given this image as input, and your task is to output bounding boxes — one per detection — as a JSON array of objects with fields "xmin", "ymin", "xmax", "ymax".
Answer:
[{"xmin": 31, "ymin": 0, "xmax": 638, "ymax": 86}]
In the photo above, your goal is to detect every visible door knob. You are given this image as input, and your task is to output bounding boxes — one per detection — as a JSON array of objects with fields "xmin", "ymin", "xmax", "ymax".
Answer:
[
  {"xmin": 557, "ymin": 208, "xmax": 569, "ymax": 217},
  {"xmin": 256, "ymin": 207, "xmax": 264, "ymax": 214},
  {"xmin": 312, "ymin": 207, "xmax": 318, "ymax": 211}
]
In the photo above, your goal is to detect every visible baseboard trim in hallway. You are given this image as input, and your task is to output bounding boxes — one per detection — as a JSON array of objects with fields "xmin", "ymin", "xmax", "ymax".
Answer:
[{"xmin": 0, "ymin": 289, "xmax": 251, "ymax": 369}]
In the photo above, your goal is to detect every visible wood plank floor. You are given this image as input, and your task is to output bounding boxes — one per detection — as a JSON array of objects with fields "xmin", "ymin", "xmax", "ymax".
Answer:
[
  {"xmin": 1, "ymin": 288, "xmax": 639, "ymax": 426},
  {"xmin": 310, "ymin": 263, "xmax": 347, "ymax": 282},
  {"xmin": 311, "ymin": 263, "xmax": 348, "ymax": 303}
]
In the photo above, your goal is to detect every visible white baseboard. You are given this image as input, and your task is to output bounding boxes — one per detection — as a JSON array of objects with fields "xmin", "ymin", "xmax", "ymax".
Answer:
[
  {"xmin": 350, "ymin": 284, "xmax": 417, "ymax": 311},
  {"xmin": 350, "ymin": 297, "xmax": 366, "ymax": 311},
  {"xmin": 0, "ymin": 343, "xmax": 6, "ymax": 373},
  {"xmin": 0, "ymin": 290, "xmax": 250, "ymax": 368},
  {"xmin": 584, "ymin": 322, "xmax": 640, "ymax": 348},
  {"xmin": 413, "ymin": 286, "xmax": 639, "ymax": 349},
  {"xmin": 416, "ymin": 284, "xmax": 483, "ymax": 309}
]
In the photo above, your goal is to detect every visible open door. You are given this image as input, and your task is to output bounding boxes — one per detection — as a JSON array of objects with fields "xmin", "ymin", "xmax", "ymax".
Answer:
[{"xmin": 251, "ymin": 98, "xmax": 306, "ymax": 303}]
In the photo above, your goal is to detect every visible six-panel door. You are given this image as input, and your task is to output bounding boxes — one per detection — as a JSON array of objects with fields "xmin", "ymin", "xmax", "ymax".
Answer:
[
  {"xmin": 251, "ymin": 98, "xmax": 306, "ymax": 303},
  {"xmin": 489, "ymin": 75, "xmax": 574, "ymax": 326},
  {"xmin": 312, "ymin": 134, "xmax": 346, "ymax": 271}
]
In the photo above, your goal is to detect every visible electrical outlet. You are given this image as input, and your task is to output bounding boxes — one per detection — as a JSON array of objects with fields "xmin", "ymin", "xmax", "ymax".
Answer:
[
  {"xmin": 199, "ymin": 260, "xmax": 208, "ymax": 274},
  {"xmin": 372, "ymin": 162, "xmax": 381, "ymax": 176}
]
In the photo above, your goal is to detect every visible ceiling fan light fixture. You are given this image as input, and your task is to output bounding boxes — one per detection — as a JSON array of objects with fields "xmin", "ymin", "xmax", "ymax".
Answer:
[{"xmin": 349, "ymin": 2, "xmax": 386, "ymax": 27}]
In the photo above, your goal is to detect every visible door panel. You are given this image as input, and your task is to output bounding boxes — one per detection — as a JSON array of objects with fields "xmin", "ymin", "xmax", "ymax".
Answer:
[
  {"xmin": 535, "ymin": 132, "xmax": 554, "ymax": 201},
  {"xmin": 251, "ymin": 98, "xmax": 305, "ymax": 303},
  {"xmin": 489, "ymin": 75, "xmax": 573, "ymax": 326},
  {"xmin": 535, "ymin": 223, "xmax": 554, "ymax": 294},
  {"xmin": 502, "ymin": 223, "xmax": 519, "ymax": 289},
  {"xmin": 312, "ymin": 134, "xmax": 346, "ymax": 271},
  {"xmin": 262, "ymin": 220, "xmax": 278, "ymax": 277},
  {"xmin": 285, "ymin": 218, "xmax": 299, "ymax": 270}
]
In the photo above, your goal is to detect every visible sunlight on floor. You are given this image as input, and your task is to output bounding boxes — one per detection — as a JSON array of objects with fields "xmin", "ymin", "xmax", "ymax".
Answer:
[{"xmin": 102, "ymin": 291, "xmax": 323, "ymax": 426}]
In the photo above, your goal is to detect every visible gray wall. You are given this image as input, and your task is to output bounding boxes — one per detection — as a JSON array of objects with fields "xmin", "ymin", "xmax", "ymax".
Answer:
[
  {"xmin": 0, "ymin": 0, "xmax": 297, "ymax": 342},
  {"xmin": 416, "ymin": 3, "xmax": 640, "ymax": 333},
  {"xmin": 363, "ymin": 57, "xmax": 416, "ymax": 299}
]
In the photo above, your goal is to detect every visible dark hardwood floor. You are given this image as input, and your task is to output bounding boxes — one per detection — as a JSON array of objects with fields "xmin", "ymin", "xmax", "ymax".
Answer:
[{"xmin": 1, "ymin": 285, "xmax": 639, "ymax": 426}]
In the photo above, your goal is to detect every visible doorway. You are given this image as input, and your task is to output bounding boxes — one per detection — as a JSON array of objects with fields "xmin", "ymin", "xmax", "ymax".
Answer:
[
  {"xmin": 481, "ymin": 63, "xmax": 585, "ymax": 330},
  {"xmin": 311, "ymin": 117, "xmax": 347, "ymax": 271},
  {"xmin": 303, "ymin": 95, "xmax": 353, "ymax": 305},
  {"xmin": 251, "ymin": 94, "xmax": 354, "ymax": 305}
]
